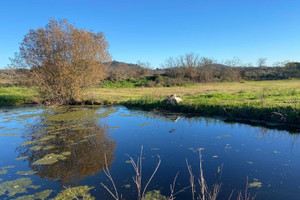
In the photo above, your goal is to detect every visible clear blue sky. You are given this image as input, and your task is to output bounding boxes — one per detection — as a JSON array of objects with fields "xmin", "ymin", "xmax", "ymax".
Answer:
[{"xmin": 1, "ymin": 0, "xmax": 300, "ymax": 68}]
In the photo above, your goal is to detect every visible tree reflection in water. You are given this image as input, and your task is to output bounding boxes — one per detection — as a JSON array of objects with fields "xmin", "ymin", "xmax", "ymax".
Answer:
[{"xmin": 17, "ymin": 106, "xmax": 116, "ymax": 186}]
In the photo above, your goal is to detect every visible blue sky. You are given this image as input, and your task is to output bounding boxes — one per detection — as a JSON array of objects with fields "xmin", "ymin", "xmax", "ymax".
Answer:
[{"xmin": 0, "ymin": 0, "xmax": 299, "ymax": 68}]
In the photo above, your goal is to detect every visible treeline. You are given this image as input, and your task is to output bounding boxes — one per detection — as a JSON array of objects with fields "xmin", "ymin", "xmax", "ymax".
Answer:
[
  {"xmin": 100, "ymin": 54, "xmax": 300, "ymax": 87},
  {"xmin": 2, "ymin": 55, "xmax": 300, "ymax": 87}
]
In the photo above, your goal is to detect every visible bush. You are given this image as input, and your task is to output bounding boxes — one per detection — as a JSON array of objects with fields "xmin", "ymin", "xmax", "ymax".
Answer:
[{"xmin": 10, "ymin": 18, "xmax": 111, "ymax": 105}]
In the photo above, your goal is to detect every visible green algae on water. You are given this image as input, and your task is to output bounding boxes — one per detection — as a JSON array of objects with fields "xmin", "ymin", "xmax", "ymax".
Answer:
[
  {"xmin": 144, "ymin": 190, "xmax": 167, "ymax": 200},
  {"xmin": 249, "ymin": 181, "xmax": 262, "ymax": 188},
  {"xmin": 43, "ymin": 145, "xmax": 55, "ymax": 151},
  {"xmin": 16, "ymin": 156, "xmax": 29, "ymax": 161},
  {"xmin": 60, "ymin": 151, "xmax": 71, "ymax": 157},
  {"xmin": 16, "ymin": 170, "xmax": 37, "ymax": 176},
  {"xmin": 39, "ymin": 135, "xmax": 56, "ymax": 142},
  {"xmin": 0, "ymin": 166, "xmax": 15, "ymax": 175},
  {"xmin": 30, "ymin": 146, "xmax": 42, "ymax": 151},
  {"xmin": 52, "ymin": 186, "xmax": 95, "ymax": 200},
  {"xmin": 0, "ymin": 178, "xmax": 40, "ymax": 197},
  {"xmin": 14, "ymin": 189, "xmax": 52, "ymax": 200},
  {"xmin": 223, "ymin": 134, "xmax": 231, "ymax": 137},
  {"xmin": 123, "ymin": 184, "xmax": 131, "ymax": 189},
  {"xmin": 110, "ymin": 126, "xmax": 121, "ymax": 130},
  {"xmin": 0, "ymin": 133, "xmax": 18, "ymax": 136},
  {"xmin": 0, "ymin": 169, "xmax": 7, "ymax": 175},
  {"xmin": 21, "ymin": 141, "xmax": 35, "ymax": 146},
  {"xmin": 139, "ymin": 122, "xmax": 152, "ymax": 127},
  {"xmin": 33, "ymin": 152, "xmax": 71, "ymax": 165}
]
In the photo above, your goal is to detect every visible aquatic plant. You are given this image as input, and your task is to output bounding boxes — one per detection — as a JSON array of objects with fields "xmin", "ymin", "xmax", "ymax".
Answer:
[
  {"xmin": 236, "ymin": 177, "xmax": 257, "ymax": 200},
  {"xmin": 17, "ymin": 107, "xmax": 116, "ymax": 185},
  {"xmin": 144, "ymin": 190, "xmax": 167, "ymax": 200},
  {"xmin": 0, "ymin": 132, "xmax": 18, "ymax": 136},
  {"xmin": 0, "ymin": 178, "xmax": 40, "ymax": 197},
  {"xmin": 101, "ymin": 146, "xmax": 161, "ymax": 200},
  {"xmin": 16, "ymin": 170, "xmax": 37, "ymax": 176},
  {"xmin": 186, "ymin": 151, "xmax": 222, "ymax": 200},
  {"xmin": 101, "ymin": 148, "xmax": 255, "ymax": 200},
  {"xmin": 32, "ymin": 152, "xmax": 71, "ymax": 165},
  {"xmin": 52, "ymin": 186, "xmax": 94, "ymax": 200},
  {"xmin": 0, "ymin": 166, "xmax": 15, "ymax": 175},
  {"xmin": 14, "ymin": 190, "xmax": 52, "ymax": 200}
]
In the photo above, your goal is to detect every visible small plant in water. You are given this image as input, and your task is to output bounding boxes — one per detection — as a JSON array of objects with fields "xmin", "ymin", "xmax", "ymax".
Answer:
[{"xmin": 101, "ymin": 147, "xmax": 256, "ymax": 200}]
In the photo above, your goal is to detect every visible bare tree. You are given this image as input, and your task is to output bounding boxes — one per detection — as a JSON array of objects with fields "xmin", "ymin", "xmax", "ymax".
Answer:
[
  {"xmin": 10, "ymin": 18, "xmax": 111, "ymax": 104},
  {"xmin": 225, "ymin": 57, "xmax": 241, "ymax": 67},
  {"xmin": 257, "ymin": 58, "xmax": 267, "ymax": 68}
]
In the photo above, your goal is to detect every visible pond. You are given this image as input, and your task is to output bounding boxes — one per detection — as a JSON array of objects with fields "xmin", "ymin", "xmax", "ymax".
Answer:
[{"xmin": 0, "ymin": 105, "xmax": 300, "ymax": 199}]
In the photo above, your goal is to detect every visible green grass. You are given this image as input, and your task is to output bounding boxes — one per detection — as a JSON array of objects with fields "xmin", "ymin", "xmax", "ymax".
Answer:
[
  {"xmin": 89, "ymin": 79, "xmax": 300, "ymax": 126},
  {"xmin": 0, "ymin": 86, "xmax": 37, "ymax": 106},
  {"xmin": 100, "ymin": 78, "xmax": 151, "ymax": 88},
  {"xmin": 1, "ymin": 79, "xmax": 300, "ymax": 127}
]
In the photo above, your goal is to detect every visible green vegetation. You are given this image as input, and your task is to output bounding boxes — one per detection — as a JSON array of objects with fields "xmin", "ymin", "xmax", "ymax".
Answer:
[
  {"xmin": 0, "ymin": 178, "xmax": 40, "ymax": 197},
  {"xmin": 91, "ymin": 79, "xmax": 300, "ymax": 127},
  {"xmin": 144, "ymin": 190, "xmax": 167, "ymax": 200},
  {"xmin": 14, "ymin": 190, "xmax": 52, "ymax": 200},
  {"xmin": 32, "ymin": 152, "xmax": 71, "ymax": 165},
  {"xmin": 1, "ymin": 79, "xmax": 300, "ymax": 127},
  {"xmin": 52, "ymin": 186, "xmax": 94, "ymax": 200},
  {"xmin": 100, "ymin": 75, "xmax": 192, "ymax": 88},
  {"xmin": 0, "ymin": 86, "xmax": 37, "ymax": 106}
]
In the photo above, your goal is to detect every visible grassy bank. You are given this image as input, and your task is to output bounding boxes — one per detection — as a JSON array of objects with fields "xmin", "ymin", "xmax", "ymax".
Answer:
[
  {"xmin": 0, "ymin": 86, "xmax": 37, "ymax": 106},
  {"xmin": 1, "ymin": 79, "xmax": 300, "ymax": 127},
  {"xmin": 88, "ymin": 79, "xmax": 300, "ymax": 127}
]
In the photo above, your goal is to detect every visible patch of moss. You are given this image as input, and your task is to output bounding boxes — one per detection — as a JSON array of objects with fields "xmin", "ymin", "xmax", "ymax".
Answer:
[
  {"xmin": 52, "ymin": 186, "xmax": 94, "ymax": 200},
  {"xmin": 14, "ymin": 189, "xmax": 52, "ymax": 200},
  {"xmin": 0, "ymin": 178, "xmax": 40, "ymax": 197},
  {"xmin": 33, "ymin": 152, "xmax": 71, "ymax": 165},
  {"xmin": 144, "ymin": 190, "xmax": 167, "ymax": 200}
]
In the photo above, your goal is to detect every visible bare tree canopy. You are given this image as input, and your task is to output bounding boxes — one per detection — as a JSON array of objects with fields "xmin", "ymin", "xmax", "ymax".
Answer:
[
  {"xmin": 257, "ymin": 58, "xmax": 267, "ymax": 68},
  {"xmin": 10, "ymin": 18, "xmax": 111, "ymax": 104}
]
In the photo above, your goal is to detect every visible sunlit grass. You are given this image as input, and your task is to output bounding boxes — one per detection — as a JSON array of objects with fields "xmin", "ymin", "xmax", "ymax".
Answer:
[
  {"xmin": 1, "ymin": 79, "xmax": 300, "ymax": 125},
  {"xmin": 0, "ymin": 86, "xmax": 37, "ymax": 106},
  {"xmin": 87, "ymin": 79, "xmax": 300, "ymax": 125}
]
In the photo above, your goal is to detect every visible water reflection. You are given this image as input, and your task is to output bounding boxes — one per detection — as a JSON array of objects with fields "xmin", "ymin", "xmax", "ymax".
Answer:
[{"xmin": 16, "ymin": 106, "xmax": 116, "ymax": 185}]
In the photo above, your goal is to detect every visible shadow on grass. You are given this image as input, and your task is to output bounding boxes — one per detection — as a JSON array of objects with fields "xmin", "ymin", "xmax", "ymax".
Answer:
[{"xmin": 0, "ymin": 94, "xmax": 27, "ymax": 106}]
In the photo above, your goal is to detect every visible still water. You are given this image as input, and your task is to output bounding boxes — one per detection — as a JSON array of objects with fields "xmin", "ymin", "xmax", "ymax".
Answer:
[{"xmin": 0, "ymin": 105, "xmax": 300, "ymax": 199}]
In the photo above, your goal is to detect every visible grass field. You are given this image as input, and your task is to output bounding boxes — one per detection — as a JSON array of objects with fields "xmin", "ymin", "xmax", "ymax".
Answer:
[
  {"xmin": 87, "ymin": 79, "xmax": 300, "ymax": 126},
  {"xmin": 1, "ymin": 79, "xmax": 300, "ymax": 126},
  {"xmin": 0, "ymin": 86, "xmax": 37, "ymax": 106}
]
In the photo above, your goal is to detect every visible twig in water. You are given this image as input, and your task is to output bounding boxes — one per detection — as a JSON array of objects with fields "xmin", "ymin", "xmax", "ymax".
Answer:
[
  {"xmin": 101, "ymin": 153, "xmax": 121, "ymax": 200},
  {"xmin": 127, "ymin": 146, "xmax": 161, "ymax": 200}
]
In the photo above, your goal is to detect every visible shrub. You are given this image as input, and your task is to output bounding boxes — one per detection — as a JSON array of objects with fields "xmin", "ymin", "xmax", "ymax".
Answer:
[{"xmin": 10, "ymin": 18, "xmax": 111, "ymax": 105}]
